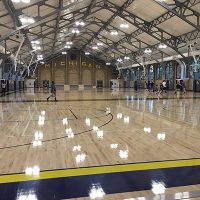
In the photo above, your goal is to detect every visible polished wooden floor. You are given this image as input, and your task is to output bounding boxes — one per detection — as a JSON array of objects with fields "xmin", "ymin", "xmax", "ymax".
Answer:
[{"xmin": 0, "ymin": 88, "xmax": 200, "ymax": 199}]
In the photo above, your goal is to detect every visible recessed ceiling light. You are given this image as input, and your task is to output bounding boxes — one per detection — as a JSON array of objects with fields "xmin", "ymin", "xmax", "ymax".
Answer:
[
  {"xmin": 158, "ymin": 43, "xmax": 167, "ymax": 49},
  {"xmin": 124, "ymin": 56, "xmax": 130, "ymax": 60},
  {"xmin": 117, "ymin": 58, "xmax": 123, "ymax": 62},
  {"xmin": 22, "ymin": 0, "xmax": 30, "ymax": 3},
  {"xmin": 11, "ymin": 0, "xmax": 20, "ymax": 2},
  {"xmin": 92, "ymin": 46, "xmax": 98, "ymax": 50},
  {"xmin": 75, "ymin": 21, "xmax": 85, "ymax": 26},
  {"xmin": 110, "ymin": 31, "xmax": 118, "ymax": 36},
  {"xmin": 144, "ymin": 48, "xmax": 152, "ymax": 53},
  {"xmin": 19, "ymin": 15, "xmax": 35, "ymax": 25},
  {"xmin": 72, "ymin": 29, "xmax": 80, "ymax": 34},
  {"xmin": 120, "ymin": 24, "xmax": 129, "ymax": 28},
  {"xmin": 65, "ymin": 45, "xmax": 71, "ymax": 49},
  {"xmin": 97, "ymin": 42, "xmax": 103, "ymax": 46}
]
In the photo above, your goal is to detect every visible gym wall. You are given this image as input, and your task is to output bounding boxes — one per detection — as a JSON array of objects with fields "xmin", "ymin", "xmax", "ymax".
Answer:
[{"xmin": 36, "ymin": 50, "xmax": 116, "ymax": 88}]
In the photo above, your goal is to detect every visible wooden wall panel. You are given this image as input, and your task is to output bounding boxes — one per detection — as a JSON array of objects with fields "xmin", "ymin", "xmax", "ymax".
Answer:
[
  {"xmin": 40, "ymin": 66, "xmax": 51, "ymax": 86},
  {"xmin": 82, "ymin": 69, "xmax": 92, "ymax": 85},
  {"xmin": 69, "ymin": 69, "xmax": 79, "ymax": 85},
  {"xmin": 38, "ymin": 50, "xmax": 116, "ymax": 88},
  {"xmin": 54, "ymin": 66, "xmax": 65, "ymax": 85},
  {"xmin": 96, "ymin": 69, "xmax": 105, "ymax": 85}
]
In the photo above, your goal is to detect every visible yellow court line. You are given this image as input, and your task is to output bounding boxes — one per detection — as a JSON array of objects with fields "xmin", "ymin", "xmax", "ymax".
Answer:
[{"xmin": 1, "ymin": 159, "xmax": 200, "ymax": 184}]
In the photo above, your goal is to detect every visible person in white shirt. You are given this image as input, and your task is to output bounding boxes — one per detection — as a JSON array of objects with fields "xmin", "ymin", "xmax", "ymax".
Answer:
[
  {"xmin": 162, "ymin": 80, "xmax": 167, "ymax": 92},
  {"xmin": 1, "ymin": 81, "xmax": 6, "ymax": 96}
]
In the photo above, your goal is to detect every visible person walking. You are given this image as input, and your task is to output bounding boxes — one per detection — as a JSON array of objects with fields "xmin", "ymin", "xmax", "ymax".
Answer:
[
  {"xmin": 1, "ymin": 80, "xmax": 6, "ymax": 96},
  {"xmin": 134, "ymin": 80, "xmax": 138, "ymax": 92},
  {"xmin": 47, "ymin": 81, "xmax": 57, "ymax": 101},
  {"xmin": 180, "ymin": 80, "xmax": 186, "ymax": 94}
]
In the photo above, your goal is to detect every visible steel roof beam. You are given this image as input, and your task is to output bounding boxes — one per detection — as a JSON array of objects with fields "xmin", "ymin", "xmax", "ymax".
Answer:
[
  {"xmin": 154, "ymin": 0, "xmax": 200, "ymax": 31},
  {"xmin": 105, "ymin": 1, "xmax": 186, "ymax": 58},
  {"xmin": 99, "ymin": 0, "xmax": 199, "ymax": 60},
  {"xmin": 52, "ymin": 0, "xmax": 63, "ymax": 52},
  {"xmin": 0, "ymin": 0, "xmax": 100, "ymax": 43},
  {"xmin": 81, "ymin": 0, "xmax": 136, "ymax": 50},
  {"xmin": 70, "ymin": 0, "xmax": 97, "ymax": 42},
  {"xmin": 2, "ymin": 0, "xmax": 33, "ymax": 57}
]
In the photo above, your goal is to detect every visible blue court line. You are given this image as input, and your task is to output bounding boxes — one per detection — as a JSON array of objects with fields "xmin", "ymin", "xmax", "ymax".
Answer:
[{"xmin": 0, "ymin": 165, "xmax": 200, "ymax": 200}]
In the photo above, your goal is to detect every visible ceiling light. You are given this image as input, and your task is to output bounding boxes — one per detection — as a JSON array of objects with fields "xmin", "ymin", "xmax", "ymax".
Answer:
[
  {"xmin": 144, "ymin": 48, "xmax": 152, "ymax": 54},
  {"xmin": 120, "ymin": 24, "xmax": 129, "ymax": 28},
  {"xmin": 75, "ymin": 21, "xmax": 85, "ymax": 26},
  {"xmin": 106, "ymin": 63, "xmax": 111, "ymax": 66},
  {"xmin": 27, "ymin": 18, "xmax": 35, "ymax": 24},
  {"xmin": 37, "ymin": 55, "xmax": 43, "ymax": 61},
  {"xmin": 19, "ymin": 15, "xmax": 35, "ymax": 25},
  {"xmin": 22, "ymin": 0, "xmax": 30, "ymax": 3},
  {"xmin": 110, "ymin": 31, "xmax": 118, "ymax": 36},
  {"xmin": 65, "ymin": 45, "xmax": 71, "ymax": 49},
  {"xmin": 92, "ymin": 46, "xmax": 98, "ymax": 50},
  {"xmin": 124, "ymin": 56, "xmax": 130, "ymax": 60},
  {"xmin": 117, "ymin": 58, "xmax": 123, "ymax": 62},
  {"xmin": 72, "ymin": 29, "xmax": 80, "ymax": 34},
  {"xmin": 158, "ymin": 43, "xmax": 167, "ymax": 49},
  {"xmin": 97, "ymin": 42, "xmax": 103, "ymax": 46},
  {"xmin": 85, "ymin": 52, "xmax": 90, "ymax": 55},
  {"xmin": 31, "ymin": 40, "xmax": 40, "ymax": 44},
  {"xmin": 66, "ymin": 42, "xmax": 73, "ymax": 45},
  {"xmin": 11, "ymin": 0, "xmax": 20, "ymax": 3},
  {"xmin": 20, "ymin": 17, "xmax": 28, "ymax": 23}
]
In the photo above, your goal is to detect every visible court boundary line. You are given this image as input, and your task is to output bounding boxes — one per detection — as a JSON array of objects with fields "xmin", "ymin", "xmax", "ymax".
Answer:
[
  {"xmin": 0, "ymin": 158, "xmax": 200, "ymax": 184},
  {"xmin": 1, "ymin": 96, "xmax": 200, "ymax": 103},
  {"xmin": 0, "ymin": 113, "xmax": 113, "ymax": 150}
]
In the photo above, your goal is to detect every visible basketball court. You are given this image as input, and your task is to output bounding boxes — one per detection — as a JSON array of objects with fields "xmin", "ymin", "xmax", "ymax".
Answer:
[{"xmin": 0, "ymin": 0, "xmax": 200, "ymax": 199}]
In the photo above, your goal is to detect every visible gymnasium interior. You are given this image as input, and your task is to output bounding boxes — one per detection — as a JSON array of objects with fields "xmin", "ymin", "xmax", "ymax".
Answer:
[{"xmin": 0, "ymin": 0, "xmax": 200, "ymax": 199}]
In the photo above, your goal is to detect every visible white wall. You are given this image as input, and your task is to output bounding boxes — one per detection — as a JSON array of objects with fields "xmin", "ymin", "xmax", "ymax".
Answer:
[{"xmin": 25, "ymin": 79, "xmax": 35, "ymax": 88}]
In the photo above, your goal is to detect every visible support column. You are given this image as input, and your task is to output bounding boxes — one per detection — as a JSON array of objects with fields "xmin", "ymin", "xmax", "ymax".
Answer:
[
  {"xmin": 174, "ymin": 60, "xmax": 177, "ymax": 88},
  {"xmin": 64, "ymin": 54, "xmax": 70, "ymax": 91},
  {"xmin": 36, "ymin": 67, "xmax": 40, "ymax": 88},
  {"xmin": 51, "ymin": 60, "xmax": 54, "ymax": 82},
  {"xmin": 79, "ymin": 52, "xmax": 84, "ymax": 90},
  {"xmin": 154, "ymin": 64, "xmax": 157, "ymax": 82},
  {"xmin": 92, "ymin": 58, "xmax": 96, "ymax": 88},
  {"xmin": 105, "ymin": 66, "xmax": 109, "ymax": 88}
]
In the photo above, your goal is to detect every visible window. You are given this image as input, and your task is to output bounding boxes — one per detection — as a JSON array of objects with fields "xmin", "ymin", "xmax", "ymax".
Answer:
[
  {"xmin": 177, "ymin": 62, "xmax": 187, "ymax": 79},
  {"xmin": 130, "ymin": 69, "xmax": 134, "ymax": 81},
  {"xmin": 157, "ymin": 64, "xmax": 163, "ymax": 80},
  {"xmin": 135, "ymin": 68, "xmax": 140, "ymax": 80},
  {"xmin": 166, "ymin": 62, "xmax": 173, "ymax": 80},
  {"xmin": 176, "ymin": 65, "xmax": 181, "ymax": 79},
  {"xmin": 149, "ymin": 65, "xmax": 154, "ymax": 80}
]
